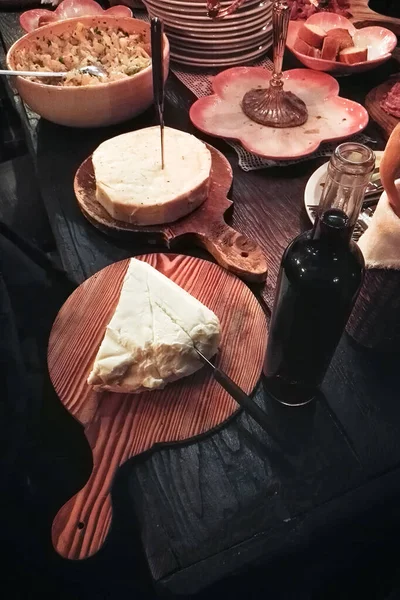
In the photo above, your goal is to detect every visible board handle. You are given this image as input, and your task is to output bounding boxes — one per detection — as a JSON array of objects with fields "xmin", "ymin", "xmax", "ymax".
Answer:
[
  {"xmin": 52, "ymin": 459, "xmax": 113, "ymax": 560},
  {"xmin": 197, "ymin": 221, "xmax": 268, "ymax": 283}
]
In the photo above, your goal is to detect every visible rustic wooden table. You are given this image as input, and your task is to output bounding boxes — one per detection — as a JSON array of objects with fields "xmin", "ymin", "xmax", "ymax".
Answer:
[{"xmin": 1, "ymin": 9, "xmax": 400, "ymax": 598}]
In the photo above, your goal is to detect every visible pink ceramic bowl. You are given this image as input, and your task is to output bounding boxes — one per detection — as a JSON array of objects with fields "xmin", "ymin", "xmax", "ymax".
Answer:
[
  {"xmin": 287, "ymin": 13, "xmax": 397, "ymax": 75},
  {"xmin": 7, "ymin": 16, "xmax": 170, "ymax": 128}
]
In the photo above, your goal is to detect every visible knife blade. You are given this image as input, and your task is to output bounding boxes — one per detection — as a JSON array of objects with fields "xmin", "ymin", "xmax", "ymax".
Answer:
[
  {"xmin": 150, "ymin": 17, "xmax": 165, "ymax": 170},
  {"xmin": 194, "ymin": 347, "xmax": 274, "ymax": 436}
]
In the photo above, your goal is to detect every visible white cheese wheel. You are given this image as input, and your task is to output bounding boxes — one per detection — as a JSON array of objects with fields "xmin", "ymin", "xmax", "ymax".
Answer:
[
  {"xmin": 92, "ymin": 126, "xmax": 212, "ymax": 226},
  {"xmin": 87, "ymin": 258, "xmax": 221, "ymax": 393}
]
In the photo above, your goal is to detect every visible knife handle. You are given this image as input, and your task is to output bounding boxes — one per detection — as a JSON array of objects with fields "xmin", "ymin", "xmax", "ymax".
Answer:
[
  {"xmin": 213, "ymin": 367, "xmax": 270, "ymax": 433},
  {"xmin": 150, "ymin": 17, "xmax": 164, "ymax": 122}
]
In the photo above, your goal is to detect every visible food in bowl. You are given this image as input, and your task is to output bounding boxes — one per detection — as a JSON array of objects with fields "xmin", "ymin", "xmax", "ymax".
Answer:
[
  {"xmin": 6, "ymin": 16, "xmax": 170, "ymax": 128},
  {"xmin": 287, "ymin": 12, "xmax": 397, "ymax": 74},
  {"xmin": 294, "ymin": 22, "xmax": 367, "ymax": 64},
  {"xmin": 13, "ymin": 22, "xmax": 151, "ymax": 86},
  {"xmin": 288, "ymin": 0, "xmax": 351, "ymax": 20}
]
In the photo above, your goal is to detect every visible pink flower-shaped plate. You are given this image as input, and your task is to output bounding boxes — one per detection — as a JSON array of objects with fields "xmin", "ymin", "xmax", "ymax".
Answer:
[
  {"xmin": 287, "ymin": 13, "xmax": 397, "ymax": 75},
  {"xmin": 20, "ymin": 0, "xmax": 133, "ymax": 33},
  {"xmin": 189, "ymin": 67, "xmax": 369, "ymax": 160}
]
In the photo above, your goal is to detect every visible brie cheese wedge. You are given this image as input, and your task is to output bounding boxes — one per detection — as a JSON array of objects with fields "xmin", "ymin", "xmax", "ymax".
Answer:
[
  {"xmin": 87, "ymin": 259, "xmax": 221, "ymax": 393},
  {"xmin": 92, "ymin": 126, "xmax": 212, "ymax": 226}
]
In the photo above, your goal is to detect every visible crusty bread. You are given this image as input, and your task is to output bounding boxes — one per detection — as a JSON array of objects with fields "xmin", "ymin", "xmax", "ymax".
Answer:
[
  {"xmin": 92, "ymin": 127, "xmax": 212, "ymax": 226},
  {"xmin": 294, "ymin": 37, "xmax": 313, "ymax": 56},
  {"xmin": 294, "ymin": 37, "xmax": 321, "ymax": 58},
  {"xmin": 325, "ymin": 28, "xmax": 354, "ymax": 52},
  {"xmin": 310, "ymin": 46, "xmax": 322, "ymax": 59},
  {"xmin": 321, "ymin": 35, "xmax": 341, "ymax": 61},
  {"xmin": 298, "ymin": 23, "xmax": 326, "ymax": 49},
  {"xmin": 339, "ymin": 46, "xmax": 368, "ymax": 64}
]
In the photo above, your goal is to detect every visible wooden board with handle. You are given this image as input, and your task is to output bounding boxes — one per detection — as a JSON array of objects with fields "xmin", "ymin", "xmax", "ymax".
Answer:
[
  {"xmin": 365, "ymin": 75, "xmax": 400, "ymax": 140},
  {"xmin": 350, "ymin": 0, "xmax": 400, "ymax": 34},
  {"xmin": 74, "ymin": 144, "xmax": 268, "ymax": 283},
  {"xmin": 49, "ymin": 253, "xmax": 268, "ymax": 561}
]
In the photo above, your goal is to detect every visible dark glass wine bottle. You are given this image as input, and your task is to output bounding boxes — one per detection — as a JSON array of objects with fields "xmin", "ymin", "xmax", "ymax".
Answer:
[{"xmin": 264, "ymin": 143, "xmax": 375, "ymax": 406}]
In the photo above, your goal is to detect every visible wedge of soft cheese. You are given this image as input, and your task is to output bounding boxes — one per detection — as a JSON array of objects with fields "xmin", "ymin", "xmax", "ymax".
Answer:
[
  {"xmin": 92, "ymin": 126, "xmax": 212, "ymax": 226},
  {"xmin": 87, "ymin": 259, "xmax": 221, "ymax": 393}
]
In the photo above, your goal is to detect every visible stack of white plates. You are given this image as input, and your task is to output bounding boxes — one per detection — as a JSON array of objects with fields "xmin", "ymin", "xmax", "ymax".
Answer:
[{"xmin": 143, "ymin": 0, "xmax": 273, "ymax": 67}]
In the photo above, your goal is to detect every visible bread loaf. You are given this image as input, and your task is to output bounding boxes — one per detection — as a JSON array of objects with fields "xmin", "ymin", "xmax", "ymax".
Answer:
[
  {"xmin": 339, "ymin": 46, "xmax": 368, "ymax": 64},
  {"xmin": 298, "ymin": 23, "xmax": 326, "ymax": 49}
]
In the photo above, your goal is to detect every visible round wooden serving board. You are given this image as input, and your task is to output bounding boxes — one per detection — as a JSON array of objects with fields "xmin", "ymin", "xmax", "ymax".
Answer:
[
  {"xmin": 74, "ymin": 143, "xmax": 268, "ymax": 283},
  {"xmin": 49, "ymin": 253, "xmax": 268, "ymax": 560},
  {"xmin": 365, "ymin": 76, "xmax": 400, "ymax": 141}
]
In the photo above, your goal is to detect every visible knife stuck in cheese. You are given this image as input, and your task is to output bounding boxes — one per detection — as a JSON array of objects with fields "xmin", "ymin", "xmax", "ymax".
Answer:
[
  {"xmin": 92, "ymin": 126, "xmax": 212, "ymax": 226},
  {"xmin": 87, "ymin": 259, "xmax": 221, "ymax": 393}
]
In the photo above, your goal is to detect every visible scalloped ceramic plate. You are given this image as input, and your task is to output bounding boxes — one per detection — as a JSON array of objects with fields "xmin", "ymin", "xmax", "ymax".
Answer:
[
  {"xmin": 286, "ymin": 13, "xmax": 397, "ymax": 76},
  {"xmin": 189, "ymin": 67, "xmax": 369, "ymax": 161}
]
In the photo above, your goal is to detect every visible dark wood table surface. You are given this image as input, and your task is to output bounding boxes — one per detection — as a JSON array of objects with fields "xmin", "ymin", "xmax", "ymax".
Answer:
[{"xmin": 1, "ymin": 9, "xmax": 400, "ymax": 598}]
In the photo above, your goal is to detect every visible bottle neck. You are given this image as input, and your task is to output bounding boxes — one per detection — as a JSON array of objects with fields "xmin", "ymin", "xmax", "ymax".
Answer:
[
  {"xmin": 313, "ymin": 143, "xmax": 375, "ymax": 243},
  {"xmin": 317, "ymin": 169, "xmax": 370, "ymax": 228},
  {"xmin": 312, "ymin": 208, "xmax": 352, "ymax": 244}
]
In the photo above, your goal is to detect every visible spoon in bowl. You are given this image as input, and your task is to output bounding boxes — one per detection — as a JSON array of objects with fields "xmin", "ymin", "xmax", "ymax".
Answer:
[{"xmin": 0, "ymin": 65, "xmax": 107, "ymax": 79}]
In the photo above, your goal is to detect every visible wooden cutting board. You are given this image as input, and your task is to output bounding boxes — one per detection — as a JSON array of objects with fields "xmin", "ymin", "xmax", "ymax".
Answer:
[
  {"xmin": 350, "ymin": 0, "xmax": 400, "ymax": 34},
  {"xmin": 365, "ymin": 76, "xmax": 400, "ymax": 140},
  {"xmin": 49, "ymin": 253, "xmax": 268, "ymax": 560},
  {"xmin": 75, "ymin": 144, "xmax": 268, "ymax": 283}
]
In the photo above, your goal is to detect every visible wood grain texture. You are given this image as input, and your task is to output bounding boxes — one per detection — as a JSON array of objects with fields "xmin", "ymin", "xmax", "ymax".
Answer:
[
  {"xmin": 350, "ymin": 0, "xmax": 400, "ymax": 33},
  {"xmin": 75, "ymin": 144, "xmax": 268, "ymax": 283},
  {"xmin": 0, "ymin": 155, "xmax": 53, "ymax": 249},
  {"xmin": 48, "ymin": 253, "xmax": 267, "ymax": 560},
  {"xmin": 2, "ymin": 10, "xmax": 400, "ymax": 594},
  {"xmin": 365, "ymin": 76, "xmax": 400, "ymax": 140}
]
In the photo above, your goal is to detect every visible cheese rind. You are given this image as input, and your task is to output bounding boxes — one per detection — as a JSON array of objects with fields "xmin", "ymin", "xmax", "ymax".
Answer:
[
  {"xmin": 87, "ymin": 259, "xmax": 221, "ymax": 393},
  {"xmin": 92, "ymin": 126, "xmax": 212, "ymax": 226}
]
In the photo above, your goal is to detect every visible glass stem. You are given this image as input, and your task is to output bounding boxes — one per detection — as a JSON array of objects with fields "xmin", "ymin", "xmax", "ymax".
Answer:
[{"xmin": 270, "ymin": 1, "xmax": 290, "ymax": 89}]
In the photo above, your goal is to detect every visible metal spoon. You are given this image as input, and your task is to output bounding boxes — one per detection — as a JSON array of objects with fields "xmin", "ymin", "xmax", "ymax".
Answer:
[{"xmin": 0, "ymin": 65, "xmax": 107, "ymax": 79}]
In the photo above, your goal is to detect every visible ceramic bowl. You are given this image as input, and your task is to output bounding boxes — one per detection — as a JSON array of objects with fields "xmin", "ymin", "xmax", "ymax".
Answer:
[
  {"xmin": 7, "ymin": 16, "xmax": 170, "ymax": 128},
  {"xmin": 287, "ymin": 13, "xmax": 397, "ymax": 75}
]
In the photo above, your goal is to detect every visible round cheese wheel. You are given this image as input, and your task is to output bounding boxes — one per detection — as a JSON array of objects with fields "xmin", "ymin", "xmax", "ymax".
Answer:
[{"xmin": 92, "ymin": 126, "xmax": 212, "ymax": 226}]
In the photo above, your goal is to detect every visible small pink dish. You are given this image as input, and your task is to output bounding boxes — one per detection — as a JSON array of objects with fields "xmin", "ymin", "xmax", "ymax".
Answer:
[
  {"xmin": 189, "ymin": 67, "xmax": 369, "ymax": 161},
  {"xmin": 20, "ymin": 0, "xmax": 133, "ymax": 33},
  {"xmin": 287, "ymin": 13, "xmax": 397, "ymax": 75}
]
